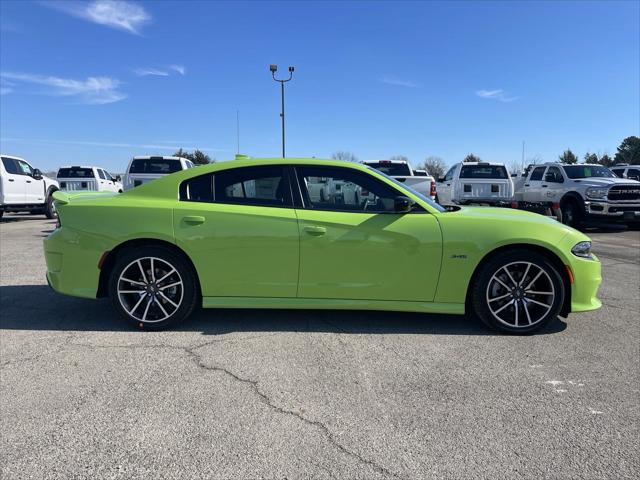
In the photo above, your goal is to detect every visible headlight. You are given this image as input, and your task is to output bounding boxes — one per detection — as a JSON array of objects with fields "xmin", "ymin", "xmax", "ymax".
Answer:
[
  {"xmin": 585, "ymin": 187, "xmax": 607, "ymax": 199},
  {"xmin": 571, "ymin": 241, "xmax": 592, "ymax": 258}
]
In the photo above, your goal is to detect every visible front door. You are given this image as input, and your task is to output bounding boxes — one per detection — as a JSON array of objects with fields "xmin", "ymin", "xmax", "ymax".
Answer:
[
  {"xmin": 173, "ymin": 164, "xmax": 299, "ymax": 298},
  {"xmin": 294, "ymin": 165, "xmax": 442, "ymax": 302},
  {"xmin": 17, "ymin": 159, "xmax": 44, "ymax": 203},
  {"xmin": 523, "ymin": 166, "xmax": 547, "ymax": 203}
]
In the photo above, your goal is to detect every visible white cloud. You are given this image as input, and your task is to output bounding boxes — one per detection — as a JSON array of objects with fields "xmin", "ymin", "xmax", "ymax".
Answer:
[
  {"xmin": 0, "ymin": 137, "xmax": 227, "ymax": 152},
  {"xmin": 0, "ymin": 72, "xmax": 126, "ymax": 104},
  {"xmin": 44, "ymin": 0, "xmax": 150, "ymax": 34},
  {"xmin": 134, "ymin": 68, "xmax": 170, "ymax": 77},
  {"xmin": 476, "ymin": 89, "xmax": 518, "ymax": 102},
  {"xmin": 380, "ymin": 76, "xmax": 418, "ymax": 88},
  {"xmin": 169, "ymin": 64, "xmax": 186, "ymax": 75},
  {"xmin": 134, "ymin": 65, "xmax": 186, "ymax": 77}
]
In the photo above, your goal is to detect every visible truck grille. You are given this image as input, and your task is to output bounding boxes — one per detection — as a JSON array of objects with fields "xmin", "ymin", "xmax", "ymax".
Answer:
[{"xmin": 608, "ymin": 185, "xmax": 640, "ymax": 201}]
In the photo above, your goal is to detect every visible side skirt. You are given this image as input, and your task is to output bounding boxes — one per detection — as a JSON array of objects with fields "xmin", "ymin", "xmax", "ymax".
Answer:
[{"xmin": 202, "ymin": 296, "xmax": 465, "ymax": 315}]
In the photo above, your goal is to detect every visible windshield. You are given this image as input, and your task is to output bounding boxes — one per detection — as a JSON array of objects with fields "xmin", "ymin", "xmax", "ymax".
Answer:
[
  {"xmin": 563, "ymin": 165, "xmax": 616, "ymax": 179},
  {"xmin": 367, "ymin": 167, "xmax": 445, "ymax": 212},
  {"xmin": 129, "ymin": 158, "xmax": 182, "ymax": 174},
  {"xmin": 57, "ymin": 167, "xmax": 94, "ymax": 178},
  {"xmin": 364, "ymin": 161, "xmax": 412, "ymax": 176},
  {"xmin": 459, "ymin": 165, "xmax": 508, "ymax": 179}
]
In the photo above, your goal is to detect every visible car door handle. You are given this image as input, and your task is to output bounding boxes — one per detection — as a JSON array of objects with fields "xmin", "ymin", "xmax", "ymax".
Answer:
[
  {"xmin": 446, "ymin": 183, "xmax": 451, "ymax": 186},
  {"xmin": 524, "ymin": 184, "xmax": 530, "ymax": 187},
  {"xmin": 542, "ymin": 185, "xmax": 548, "ymax": 188},
  {"xmin": 304, "ymin": 225, "xmax": 326, "ymax": 235},
  {"xmin": 8, "ymin": 179, "xmax": 14, "ymax": 182},
  {"xmin": 26, "ymin": 180, "xmax": 32, "ymax": 183},
  {"xmin": 183, "ymin": 215, "xmax": 205, "ymax": 225}
]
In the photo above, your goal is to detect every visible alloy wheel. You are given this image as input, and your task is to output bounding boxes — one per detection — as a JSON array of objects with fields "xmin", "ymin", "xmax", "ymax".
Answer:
[
  {"xmin": 485, "ymin": 261, "xmax": 555, "ymax": 329},
  {"xmin": 117, "ymin": 256, "xmax": 184, "ymax": 323}
]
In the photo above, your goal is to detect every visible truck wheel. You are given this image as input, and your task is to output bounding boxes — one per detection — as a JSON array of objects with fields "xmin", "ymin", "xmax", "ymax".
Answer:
[
  {"xmin": 0, "ymin": 211, "xmax": 3, "ymax": 219},
  {"xmin": 44, "ymin": 192, "xmax": 57, "ymax": 219},
  {"xmin": 108, "ymin": 246, "xmax": 199, "ymax": 330},
  {"xmin": 472, "ymin": 249, "xmax": 564, "ymax": 334},
  {"xmin": 560, "ymin": 199, "xmax": 581, "ymax": 228}
]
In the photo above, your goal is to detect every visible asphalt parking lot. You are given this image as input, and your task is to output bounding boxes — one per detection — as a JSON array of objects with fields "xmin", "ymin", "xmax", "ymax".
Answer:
[{"xmin": 1, "ymin": 215, "xmax": 638, "ymax": 479}]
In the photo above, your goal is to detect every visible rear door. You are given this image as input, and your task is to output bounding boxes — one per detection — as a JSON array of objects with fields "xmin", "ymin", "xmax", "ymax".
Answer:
[
  {"xmin": 523, "ymin": 166, "xmax": 547, "ymax": 202},
  {"xmin": 174, "ymin": 164, "xmax": 300, "ymax": 298},
  {"xmin": 293, "ymin": 165, "xmax": 442, "ymax": 302},
  {"xmin": 1, "ymin": 157, "xmax": 26, "ymax": 204}
]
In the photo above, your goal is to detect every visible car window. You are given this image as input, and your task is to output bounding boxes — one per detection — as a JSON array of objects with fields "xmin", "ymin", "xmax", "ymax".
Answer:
[
  {"xmin": 363, "ymin": 161, "xmax": 412, "ymax": 176},
  {"xmin": 296, "ymin": 165, "xmax": 403, "ymax": 213},
  {"xmin": 563, "ymin": 165, "xmax": 616, "ymax": 179},
  {"xmin": 444, "ymin": 165, "xmax": 456, "ymax": 181},
  {"xmin": 129, "ymin": 158, "xmax": 182, "ymax": 174},
  {"xmin": 530, "ymin": 167, "xmax": 546, "ymax": 181},
  {"xmin": 545, "ymin": 166, "xmax": 564, "ymax": 183},
  {"xmin": 180, "ymin": 165, "xmax": 292, "ymax": 207},
  {"xmin": 17, "ymin": 160, "xmax": 34, "ymax": 176},
  {"xmin": 97, "ymin": 169, "xmax": 106, "ymax": 179},
  {"xmin": 627, "ymin": 169, "xmax": 640, "ymax": 179},
  {"xmin": 459, "ymin": 165, "xmax": 508, "ymax": 179},
  {"xmin": 57, "ymin": 167, "xmax": 94, "ymax": 178},
  {"xmin": 612, "ymin": 169, "xmax": 625, "ymax": 178},
  {"xmin": 1, "ymin": 157, "xmax": 20, "ymax": 175}
]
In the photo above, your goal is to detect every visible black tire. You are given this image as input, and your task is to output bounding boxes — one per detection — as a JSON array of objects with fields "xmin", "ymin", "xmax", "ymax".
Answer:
[
  {"xmin": 108, "ymin": 246, "xmax": 199, "ymax": 330},
  {"xmin": 44, "ymin": 192, "xmax": 57, "ymax": 219},
  {"xmin": 560, "ymin": 198, "xmax": 582, "ymax": 228},
  {"xmin": 0, "ymin": 211, "xmax": 3, "ymax": 219},
  {"xmin": 471, "ymin": 249, "xmax": 565, "ymax": 335}
]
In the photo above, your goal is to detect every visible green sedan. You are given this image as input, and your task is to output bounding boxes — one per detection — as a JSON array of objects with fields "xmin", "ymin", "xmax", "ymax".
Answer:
[{"xmin": 44, "ymin": 158, "xmax": 602, "ymax": 333}]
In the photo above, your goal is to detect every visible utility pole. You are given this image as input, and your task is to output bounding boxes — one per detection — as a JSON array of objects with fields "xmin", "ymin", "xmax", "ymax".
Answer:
[{"xmin": 269, "ymin": 64, "xmax": 295, "ymax": 158}]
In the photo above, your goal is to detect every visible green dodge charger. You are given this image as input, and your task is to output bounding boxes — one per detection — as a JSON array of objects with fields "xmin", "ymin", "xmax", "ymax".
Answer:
[{"xmin": 44, "ymin": 158, "xmax": 602, "ymax": 333}]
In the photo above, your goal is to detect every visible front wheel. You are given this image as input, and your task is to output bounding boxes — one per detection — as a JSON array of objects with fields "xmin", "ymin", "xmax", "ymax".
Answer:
[
  {"xmin": 471, "ymin": 250, "xmax": 565, "ymax": 334},
  {"xmin": 560, "ymin": 199, "xmax": 582, "ymax": 228},
  {"xmin": 108, "ymin": 246, "xmax": 199, "ymax": 330}
]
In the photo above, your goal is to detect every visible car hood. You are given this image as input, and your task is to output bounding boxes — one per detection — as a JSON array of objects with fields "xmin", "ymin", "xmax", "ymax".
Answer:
[
  {"xmin": 572, "ymin": 177, "xmax": 640, "ymax": 187},
  {"xmin": 444, "ymin": 205, "xmax": 572, "ymax": 228}
]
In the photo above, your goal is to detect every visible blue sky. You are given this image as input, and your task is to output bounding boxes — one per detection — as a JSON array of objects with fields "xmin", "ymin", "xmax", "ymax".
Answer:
[{"xmin": 1, "ymin": 0, "xmax": 638, "ymax": 172}]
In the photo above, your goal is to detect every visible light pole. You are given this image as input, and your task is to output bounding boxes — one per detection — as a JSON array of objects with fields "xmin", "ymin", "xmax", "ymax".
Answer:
[{"xmin": 270, "ymin": 64, "xmax": 294, "ymax": 158}]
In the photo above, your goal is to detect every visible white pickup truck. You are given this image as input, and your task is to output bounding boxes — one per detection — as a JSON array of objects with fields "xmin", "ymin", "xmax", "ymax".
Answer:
[
  {"xmin": 436, "ymin": 162, "xmax": 514, "ymax": 206},
  {"xmin": 0, "ymin": 154, "xmax": 59, "ymax": 219},
  {"xmin": 514, "ymin": 162, "xmax": 640, "ymax": 227},
  {"xmin": 123, "ymin": 156, "xmax": 194, "ymax": 191},
  {"xmin": 57, "ymin": 165, "xmax": 123, "ymax": 193},
  {"xmin": 363, "ymin": 160, "xmax": 436, "ymax": 200}
]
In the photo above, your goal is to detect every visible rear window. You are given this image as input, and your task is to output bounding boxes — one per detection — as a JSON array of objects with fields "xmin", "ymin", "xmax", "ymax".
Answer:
[
  {"xmin": 364, "ymin": 162, "xmax": 412, "ymax": 176},
  {"xmin": 57, "ymin": 167, "xmax": 94, "ymax": 178},
  {"xmin": 459, "ymin": 165, "xmax": 508, "ymax": 179},
  {"xmin": 129, "ymin": 158, "xmax": 182, "ymax": 174}
]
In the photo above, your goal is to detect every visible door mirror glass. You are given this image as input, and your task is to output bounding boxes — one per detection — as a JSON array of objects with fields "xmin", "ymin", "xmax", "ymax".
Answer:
[
  {"xmin": 394, "ymin": 196, "xmax": 413, "ymax": 213},
  {"xmin": 115, "ymin": 175, "xmax": 122, "ymax": 182},
  {"xmin": 32, "ymin": 168, "xmax": 43, "ymax": 180},
  {"xmin": 438, "ymin": 177, "xmax": 446, "ymax": 183}
]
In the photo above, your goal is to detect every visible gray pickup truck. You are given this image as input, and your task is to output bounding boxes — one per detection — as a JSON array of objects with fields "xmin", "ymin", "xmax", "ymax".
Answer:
[{"xmin": 514, "ymin": 162, "xmax": 640, "ymax": 227}]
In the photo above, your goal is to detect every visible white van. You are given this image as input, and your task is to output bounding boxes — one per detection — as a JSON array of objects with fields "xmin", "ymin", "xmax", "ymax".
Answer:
[
  {"xmin": 122, "ymin": 156, "xmax": 194, "ymax": 191},
  {"xmin": 437, "ymin": 162, "xmax": 514, "ymax": 206},
  {"xmin": 0, "ymin": 154, "xmax": 59, "ymax": 219},
  {"xmin": 57, "ymin": 166, "xmax": 123, "ymax": 193}
]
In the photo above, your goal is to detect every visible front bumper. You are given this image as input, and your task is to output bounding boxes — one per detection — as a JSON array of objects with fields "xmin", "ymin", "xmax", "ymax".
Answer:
[
  {"xmin": 584, "ymin": 201, "xmax": 640, "ymax": 221},
  {"xmin": 569, "ymin": 253, "xmax": 602, "ymax": 313}
]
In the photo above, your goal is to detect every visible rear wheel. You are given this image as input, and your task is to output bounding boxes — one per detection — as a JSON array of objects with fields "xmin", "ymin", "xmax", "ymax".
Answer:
[
  {"xmin": 472, "ymin": 250, "xmax": 565, "ymax": 334},
  {"xmin": 108, "ymin": 246, "xmax": 199, "ymax": 330},
  {"xmin": 44, "ymin": 192, "xmax": 57, "ymax": 219}
]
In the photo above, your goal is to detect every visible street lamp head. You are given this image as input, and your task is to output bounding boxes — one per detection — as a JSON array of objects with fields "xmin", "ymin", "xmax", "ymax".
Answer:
[
  {"xmin": 288, "ymin": 66, "xmax": 295, "ymax": 73},
  {"xmin": 269, "ymin": 64, "xmax": 278, "ymax": 73}
]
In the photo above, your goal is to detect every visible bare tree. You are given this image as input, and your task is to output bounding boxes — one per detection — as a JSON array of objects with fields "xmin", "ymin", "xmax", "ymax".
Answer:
[
  {"xmin": 420, "ymin": 156, "xmax": 446, "ymax": 179},
  {"xmin": 463, "ymin": 153, "xmax": 481, "ymax": 162},
  {"xmin": 331, "ymin": 151, "xmax": 359, "ymax": 162}
]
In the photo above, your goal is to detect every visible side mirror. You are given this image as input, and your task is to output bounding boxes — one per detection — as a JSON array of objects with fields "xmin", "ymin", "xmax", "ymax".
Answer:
[
  {"xmin": 394, "ymin": 196, "xmax": 413, "ymax": 213},
  {"xmin": 438, "ymin": 177, "xmax": 446, "ymax": 183},
  {"xmin": 115, "ymin": 175, "xmax": 121, "ymax": 182},
  {"xmin": 32, "ymin": 168, "xmax": 43, "ymax": 180}
]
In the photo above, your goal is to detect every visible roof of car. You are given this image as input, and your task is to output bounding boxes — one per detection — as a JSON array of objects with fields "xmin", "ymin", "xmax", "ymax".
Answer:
[
  {"xmin": 58, "ymin": 165, "xmax": 97, "ymax": 169},
  {"xmin": 131, "ymin": 156, "xmax": 187, "ymax": 161}
]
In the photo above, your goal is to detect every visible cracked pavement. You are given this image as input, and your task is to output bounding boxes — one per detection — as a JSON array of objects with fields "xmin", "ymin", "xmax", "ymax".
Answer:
[{"xmin": 1, "ymin": 215, "xmax": 639, "ymax": 479}]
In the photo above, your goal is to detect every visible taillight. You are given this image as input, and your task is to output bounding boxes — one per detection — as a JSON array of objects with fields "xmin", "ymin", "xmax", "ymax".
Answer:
[{"xmin": 430, "ymin": 181, "xmax": 436, "ymax": 197}]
